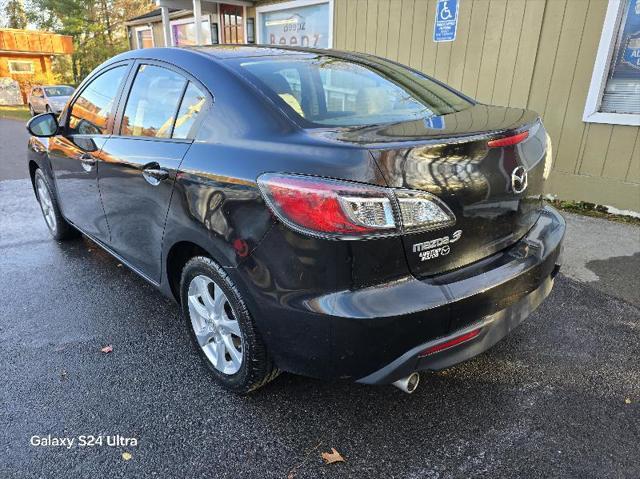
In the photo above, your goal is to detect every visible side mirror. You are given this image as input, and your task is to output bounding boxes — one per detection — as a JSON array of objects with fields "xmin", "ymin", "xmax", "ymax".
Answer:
[{"xmin": 26, "ymin": 113, "xmax": 59, "ymax": 137}]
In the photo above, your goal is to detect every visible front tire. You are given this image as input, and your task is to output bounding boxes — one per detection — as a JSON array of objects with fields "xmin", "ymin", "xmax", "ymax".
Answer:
[
  {"xmin": 180, "ymin": 256, "xmax": 279, "ymax": 394},
  {"xmin": 28, "ymin": 104, "xmax": 35, "ymax": 116},
  {"xmin": 34, "ymin": 168, "xmax": 78, "ymax": 240}
]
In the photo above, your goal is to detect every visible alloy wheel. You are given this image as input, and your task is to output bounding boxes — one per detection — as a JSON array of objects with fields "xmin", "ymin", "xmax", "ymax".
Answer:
[
  {"xmin": 187, "ymin": 274, "xmax": 243, "ymax": 375},
  {"xmin": 36, "ymin": 177, "xmax": 57, "ymax": 232}
]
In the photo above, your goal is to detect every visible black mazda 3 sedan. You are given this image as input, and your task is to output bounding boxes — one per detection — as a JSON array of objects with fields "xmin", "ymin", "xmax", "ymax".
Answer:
[{"xmin": 26, "ymin": 46, "xmax": 565, "ymax": 394}]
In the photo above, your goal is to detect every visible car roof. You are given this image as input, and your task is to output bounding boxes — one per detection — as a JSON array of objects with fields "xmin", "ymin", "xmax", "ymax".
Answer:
[
  {"xmin": 192, "ymin": 44, "xmax": 316, "ymax": 59},
  {"xmin": 109, "ymin": 45, "xmax": 369, "ymax": 66}
]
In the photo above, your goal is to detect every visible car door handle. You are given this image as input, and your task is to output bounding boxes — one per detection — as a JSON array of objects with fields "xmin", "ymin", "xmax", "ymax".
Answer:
[
  {"xmin": 79, "ymin": 153, "xmax": 96, "ymax": 171},
  {"xmin": 142, "ymin": 167, "xmax": 169, "ymax": 185}
]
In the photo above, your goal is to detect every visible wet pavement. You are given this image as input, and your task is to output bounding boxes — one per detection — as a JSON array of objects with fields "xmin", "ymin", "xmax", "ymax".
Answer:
[{"xmin": 1, "ymin": 118, "xmax": 639, "ymax": 478}]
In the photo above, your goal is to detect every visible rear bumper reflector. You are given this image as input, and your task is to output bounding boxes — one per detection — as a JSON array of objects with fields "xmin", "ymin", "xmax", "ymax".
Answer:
[{"xmin": 417, "ymin": 328, "xmax": 482, "ymax": 357}]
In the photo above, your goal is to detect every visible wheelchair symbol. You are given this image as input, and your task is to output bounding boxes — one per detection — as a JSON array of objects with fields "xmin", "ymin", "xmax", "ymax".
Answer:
[{"xmin": 440, "ymin": 1, "xmax": 453, "ymax": 20}]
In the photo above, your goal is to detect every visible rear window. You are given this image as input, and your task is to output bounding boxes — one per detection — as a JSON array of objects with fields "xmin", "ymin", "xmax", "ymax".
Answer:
[
  {"xmin": 230, "ymin": 55, "xmax": 473, "ymax": 127},
  {"xmin": 44, "ymin": 86, "xmax": 74, "ymax": 97}
]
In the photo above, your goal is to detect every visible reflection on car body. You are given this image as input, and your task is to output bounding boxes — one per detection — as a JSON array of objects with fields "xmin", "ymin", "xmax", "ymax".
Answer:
[{"xmin": 26, "ymin": 45, "xmax": 564, "ymax": 394}]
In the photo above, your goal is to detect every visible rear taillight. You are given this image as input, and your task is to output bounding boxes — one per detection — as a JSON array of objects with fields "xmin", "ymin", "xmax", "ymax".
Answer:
[
  {"xmin": 258, "ymin": 173, "xmax": 455, "ymax": 239},
  {"xmin": 487, "ymin": 130, "xmax": 529, "ymax": 148},
  {"xmin": 395, "ymin": 190, "xmax": 455, "ymax": 232}
]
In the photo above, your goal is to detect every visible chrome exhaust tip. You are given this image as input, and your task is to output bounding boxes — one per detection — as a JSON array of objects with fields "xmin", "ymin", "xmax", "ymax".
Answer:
[{"xmin": 392, "ymin": 372, "xmax": 420, "ymax": 394}]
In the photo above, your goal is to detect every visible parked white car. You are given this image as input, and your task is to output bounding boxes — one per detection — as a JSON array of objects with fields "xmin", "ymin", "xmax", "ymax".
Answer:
[{"xmin": 28, "ymin": 85, "xmax": 74, "ymax": 116}]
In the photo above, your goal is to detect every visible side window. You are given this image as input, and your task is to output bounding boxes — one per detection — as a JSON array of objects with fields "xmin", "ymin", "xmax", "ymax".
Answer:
[
  {"xmin": 172, "ymin": 82, "xmax": 206, "ymax": 139},
  {"xmin": 68, "ymin": 65, "xmax": 128, "ymax": 136},
  {"xmin": 260, "ymin": 68, "xmax": 305, "ymax": 117},
  {"xmin": 279, "ymin": 68, "xmax": 303, "ymax": 105},
  {"xmin": 121, "ymin": 64, "xmax": 187, "ymax": 138}
]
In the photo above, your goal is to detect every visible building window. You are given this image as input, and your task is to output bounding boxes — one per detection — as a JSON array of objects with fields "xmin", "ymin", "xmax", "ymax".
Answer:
[
  {"xmin": 247, "ymin": 18, "xmax": 255, "ymax": 43},
  {"xmin": 256, "ymin": 0, "xmax": 333, "ymax": 48},
  {"xmin": 170, "ymin": 16, "xmax": 212, "ymax": 46},
  {"xmin": 211, "ymin": 23, "xmax": 219, "ymax": 44},
  {"xmin": 8, "ymin": 60, "xmax": 34, "ymax": 74},
  {"xmin": 584, "ymin": 0, "xmax": 640, "ymax": 126},
  {"xmin": 135, "ymin": 26, "xmax": 154, "ymax": 49}
]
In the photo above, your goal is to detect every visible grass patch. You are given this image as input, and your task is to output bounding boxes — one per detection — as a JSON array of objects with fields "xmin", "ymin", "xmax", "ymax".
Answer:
[
  {"xmin": 548, "ymin": 199, "xmax": 640, "ymax": 226},
  {"xmin": 0, "ymin": 105, "xmax": 31, "ymax": 122}
]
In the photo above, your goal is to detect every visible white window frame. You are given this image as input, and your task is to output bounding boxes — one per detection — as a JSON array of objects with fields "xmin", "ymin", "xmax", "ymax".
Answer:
[
  {"xmin": 170, "ymin": 14, "xmax": 213, "ymax": 46},
  {"xmin": 8, "ymin": 60, "xmax": 34, "ymax": 74},
  {"xmin": 134, "ymin": 25, "xmax": 155, "ymax": 49},
  {"xmin": 243, "ymin": 6, "xmax": 248, "ymax": 44},
  {"xmin": 583, "ymin": 0, "xmax": 640, "ymax": 126},
  {"xmin": 256, "ymin": 0, "xmax": 334, "ymax": 48}
]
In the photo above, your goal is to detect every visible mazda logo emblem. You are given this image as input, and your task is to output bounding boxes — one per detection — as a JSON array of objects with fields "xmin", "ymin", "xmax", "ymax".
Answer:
[{"xmin": 511, "ymin": 166, "xmax": 528, "ymax": 194}]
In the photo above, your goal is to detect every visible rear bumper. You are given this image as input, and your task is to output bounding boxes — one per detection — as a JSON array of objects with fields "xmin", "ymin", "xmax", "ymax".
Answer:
[
  {"xmin": 241, "ymin": 205, "xmax": 565, "ymax": 382},
  {"xmin": 354, "ymin": 206, "xmax": 565, "ymax": 384},
  {"xmin": 357, "ymin": 272, "xmax": 556, "ymax": 384}
]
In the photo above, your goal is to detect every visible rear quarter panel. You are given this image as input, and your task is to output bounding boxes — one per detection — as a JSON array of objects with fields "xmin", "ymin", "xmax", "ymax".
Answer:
[{"xmin": 164, "ymin": 126, "xmax": 400, "ymax": 378}]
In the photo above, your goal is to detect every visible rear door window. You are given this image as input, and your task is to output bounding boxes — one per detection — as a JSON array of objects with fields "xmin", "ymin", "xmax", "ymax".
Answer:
[
  {"xmin": 120, "ymin": 64, "xmax": 187, "ymax": 138},
  {"xmin": 44, "ymin": 86, "xmax": 74, "ymax": 97},
  {"xmin": 172, "ymin": 82, "xmax": 207, "ymax": 139}
]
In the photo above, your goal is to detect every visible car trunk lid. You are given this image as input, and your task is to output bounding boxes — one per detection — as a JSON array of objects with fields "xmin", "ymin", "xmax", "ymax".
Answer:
[{"xmin": 335, "ymin": 105, "xmax": 550, "ymax": 278}]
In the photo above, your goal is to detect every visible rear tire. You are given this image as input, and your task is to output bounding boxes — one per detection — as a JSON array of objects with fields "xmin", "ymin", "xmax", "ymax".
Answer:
[
  {"xmin": 34, "ymin": 168, "xmax": 79, "ymax": 241},
  {"xmin": 180, "ymin": 256, "xmax": 279, "ymax": 394}
]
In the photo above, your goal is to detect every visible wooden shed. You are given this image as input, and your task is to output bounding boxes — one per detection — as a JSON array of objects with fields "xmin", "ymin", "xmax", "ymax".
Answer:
[{"xmin": 0, "ymin": 28, "xmax": 74, "ymax": 104}]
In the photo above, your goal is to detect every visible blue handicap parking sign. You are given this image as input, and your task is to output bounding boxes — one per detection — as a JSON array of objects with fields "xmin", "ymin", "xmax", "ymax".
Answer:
[
  {"xmin": 434, "ymin": 0, "xmax": 459, "ymax": 42},
  {"xmin": 425, "ymin": 115, "xmax": 446, "ymax": 130}
]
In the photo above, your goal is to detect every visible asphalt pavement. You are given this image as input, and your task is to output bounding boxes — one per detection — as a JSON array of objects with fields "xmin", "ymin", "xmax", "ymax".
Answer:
[{"xmin": 1, "ymin": 117, "xmax": 639, "ymax": 478}]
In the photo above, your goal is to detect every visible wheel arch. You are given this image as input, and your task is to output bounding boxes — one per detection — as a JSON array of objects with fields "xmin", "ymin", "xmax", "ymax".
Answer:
[
  {"xmin": 28, "ymin": 160, "xmax": 39, "ymax": 195},
  {"xmin": 164, "ymin": 239, "xmax": 223, "ymax": 302},
  {"xmin": 27, "ymin": 138, "xmax": 56, "ymax": 197}
]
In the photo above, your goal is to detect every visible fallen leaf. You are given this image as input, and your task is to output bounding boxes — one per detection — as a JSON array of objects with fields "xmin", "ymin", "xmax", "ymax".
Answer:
[
  {"xmin": 625, "ymin": 398, "xmax": 632, "ymax": 404},
  {"xmin": 101, "ymin": 345, "xmax": 113, "ymax": 354},
  {"xmin": 122, "ymin": 451, "xmax": 132, "ymax": 461},
  {"xmin": 117, "ymin": 263, "xmax": 123, "ymax": 268},
  {"xmin": 87, "ymin": 249, "xmax": 92, "ymax": 252},
  {"xmin": 321, "ymin": 448, "xmax": 345, "ymax": 464}
]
